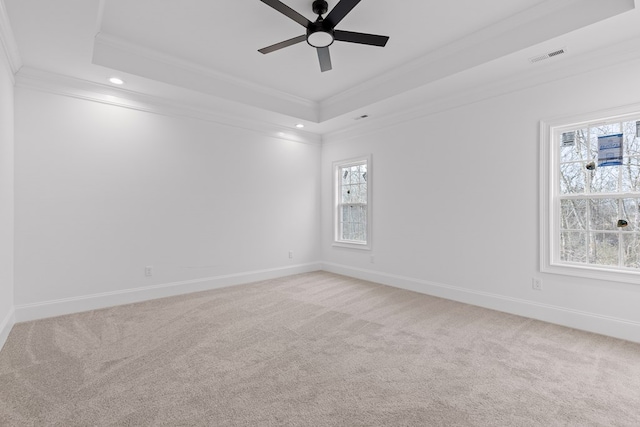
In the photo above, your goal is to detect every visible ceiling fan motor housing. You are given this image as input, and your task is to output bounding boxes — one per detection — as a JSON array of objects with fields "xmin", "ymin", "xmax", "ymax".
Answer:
[{"xmin": 312, "ymin": 0, "xmax": 329, "ymax": 15}]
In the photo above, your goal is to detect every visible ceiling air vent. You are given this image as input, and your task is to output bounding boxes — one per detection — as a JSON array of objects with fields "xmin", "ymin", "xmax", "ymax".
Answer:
[{"xmin": 529, "ymin": 48, "xmax": 566, "ymax": 64}]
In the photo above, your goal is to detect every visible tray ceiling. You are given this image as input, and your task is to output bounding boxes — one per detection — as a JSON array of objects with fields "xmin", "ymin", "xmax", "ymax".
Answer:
[{"xmin": 4, "ymin": 0, "xmax": 640, "ymax": 134}]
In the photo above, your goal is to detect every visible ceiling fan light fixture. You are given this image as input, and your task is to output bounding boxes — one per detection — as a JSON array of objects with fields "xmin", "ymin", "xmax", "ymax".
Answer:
[
  {"xmin": 307, "ymin": 31, "xmax": 333, "ymax": 48},
  {"xmin": 307, "ymin": 22, "xmax": 334, "ymax": 48}
]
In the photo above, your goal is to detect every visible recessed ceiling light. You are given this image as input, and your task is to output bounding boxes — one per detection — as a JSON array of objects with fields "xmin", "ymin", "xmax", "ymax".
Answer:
[
  {"xmin": 295, "ymin": 124, "xmax": 305, "ymax": 128},
  {"xmin": 109, "ymin": 77, "xmax": 124, "ymax": 85}
]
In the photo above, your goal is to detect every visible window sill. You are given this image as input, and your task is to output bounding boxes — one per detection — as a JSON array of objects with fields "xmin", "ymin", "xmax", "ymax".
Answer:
[
  {"xmin": 332, "ymin": 241, "xmax": 371, "ymax": 251},
  {"xmin": 542, "ymin": 261, "xmax": 640, "ymax": 285}
]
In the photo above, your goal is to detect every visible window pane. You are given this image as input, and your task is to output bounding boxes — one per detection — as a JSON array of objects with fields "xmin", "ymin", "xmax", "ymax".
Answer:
[
  {"xmin": 560, "ymin": 199, "xmax": 586, "ymax": 230},
  {"xmin": 621, "ymin": 157, "xmax": 640, "ymax": 192},
  {"xmin": 341, "ymin": 184, "xmax": 350, "ymax": 203},
  {"xmin": 360, "ymin": 165, "xmax": 367, "ymax": 182},
  {"xmin": 589, "ymin": 232, "xmax": 619, "ymax": 266},
  {"xmin": 340, "ymin": 204, "xmax": 367, "ymax": 242},
  {"xmin": 349, "ymin": 166, "xmax": 361, "ymax": 184},
  {"xmin": 621, "ymin": 198, "xmax": 640, "ymax": 231},
  {"xmin": 560, "ymin": 162, "xmax": 586, "ymax": 194},
  {"xmin": 359, "ymin": 208, "xmax": 367, "ymax": 241},
  {"xmin": 350, "ymin": 205, "xmax": 361, "ymax": 224},
  {"xmin": 590, "ymin": 165, "xmax": 619, "ymax": 193},
  {"xmin": 622, "ymin": 233, "xmax": 640, "ymax": 268},
  {"xmin": 341, "ymin": 204, "xmax": 350, "ymax": 221},
  {"xmin": 356, "ymin": 183, "xmax": 367, "ymax": 202},
  {"xmin": 589, "ymin": 199, "xmax": 618, "ymax": 231},
  {"xmin": 351, "ymin": 185, "xmax": 359, "ymax": 204},
  {"xmin": 560, "ymin": 231, "xmax": 586, "ymax": 263},
  {"xmin": 341, "ymin": 220, "xmax": 351, "ymax": 240},
  {"xmin": 346, "ymin": 166, "xmax": 358, "ymax": 184},
  {"xmin": 623, "ymin": 121, "xmax": 640, "ymax": 156},
  {"xmin": 560, "ymin": 128, "xmax": 589, "ymax": 163}
]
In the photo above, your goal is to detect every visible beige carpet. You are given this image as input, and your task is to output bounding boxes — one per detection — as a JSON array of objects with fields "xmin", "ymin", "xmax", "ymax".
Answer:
[{"xmin": 1, "ymin": 271, "xmax": 639, "ymax": 426}]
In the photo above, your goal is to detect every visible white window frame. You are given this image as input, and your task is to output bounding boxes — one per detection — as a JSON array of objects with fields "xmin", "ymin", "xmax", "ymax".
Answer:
[
  {"xmin": 333, "ymin": 155, "xmax": 372, "ymax": 250},
  {"xmin": 540, "ymin": 104, "xmax": 640, "ymax": 284}
]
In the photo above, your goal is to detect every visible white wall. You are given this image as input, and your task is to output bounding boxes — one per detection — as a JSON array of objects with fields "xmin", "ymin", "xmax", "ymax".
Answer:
[
  {"xmin": 7, "ymin": 51, "xmax": 640, "ymax": 343},
  {"xmin": 0, "ymin": 41, "xmax": 15, "ymax": 348},
  {"xmin": 321, "ymin": 59, "xmax": 640, "ymax": 343},
  {"xmin": 13, "ymin": 87, "xmax": 321, "ymax": 317}
]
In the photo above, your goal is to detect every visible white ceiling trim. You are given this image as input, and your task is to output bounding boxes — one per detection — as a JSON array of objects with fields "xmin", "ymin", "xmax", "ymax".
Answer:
[
  {"xmin": 319, "ymin": 0, "xmax": 636, "ymax": 122},
  {"xmin": 322, "ymin": 36, "xmax": 640, "ymax": 145},
  {"xmin": 15, "ymin": 67, "xmax": 322, "ymax": 146},
  {"xmin": 92, "ymin": 33, "xmax": 320, "ymax": 123},
  {"xmin": 0, "ymin": 0, "xmax": 22, "ymax": 78},
  {"xmin": 16, "ymin": 29, "xmax": 640, "ymax": 148}
]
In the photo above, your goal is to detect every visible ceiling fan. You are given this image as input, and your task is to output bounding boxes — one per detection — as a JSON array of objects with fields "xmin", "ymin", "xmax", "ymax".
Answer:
[{"xmin": 258, "ymin": 0, "xmax": 389, "ymax": 72}]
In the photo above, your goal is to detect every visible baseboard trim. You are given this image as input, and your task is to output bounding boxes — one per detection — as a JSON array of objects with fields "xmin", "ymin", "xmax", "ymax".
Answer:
[
  {"xmin": 0, "ymin": 306, "xmax": 15, "ymax": 352},
  {"xmin": 11, "ymin": 261, "xmax": 640, "ymax": 343},
  {"xmin": 14, "ymin": 263, "xmax": 321, "ymax": 323},
  {"xmin": 322, "ymin": 262, "xmax": 640, "ymax": 344}
]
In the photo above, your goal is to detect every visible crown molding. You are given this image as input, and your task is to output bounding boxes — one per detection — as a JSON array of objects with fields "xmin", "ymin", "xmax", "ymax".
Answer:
[
  {"xmin": 0, "ymin": 0, "xmax": 22, "ymax": 79},
  {"xmin": 322, "ymin": 35, "xmax": 640, "ymax": 145},
  {"xmin": 93, "ymin": 33, "xmax": 320, "ymax": 123},
  {"xmin": 15, "ymin": 67, "xmax": 322, "ymax": 146},
  {"xmin": 319, "ymin": 0, "xmax": 635, "ymax": 122},
  {"xmin": 12, "ymin": 16, "xmax": 640, "ymax": 147}
]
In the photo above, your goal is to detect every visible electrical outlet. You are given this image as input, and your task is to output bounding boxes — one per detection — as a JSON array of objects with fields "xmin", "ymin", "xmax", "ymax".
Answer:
[
  {"xmin": 145, "ymin": 266, "xmax": 153, "ymax": 277},
  {"xmin": 289, "ymin": 251, "xmax": 293, "ymax": 259},
  {"xmin": 532, "ymin": 277, "xmax": 542, "ymax": 291}
]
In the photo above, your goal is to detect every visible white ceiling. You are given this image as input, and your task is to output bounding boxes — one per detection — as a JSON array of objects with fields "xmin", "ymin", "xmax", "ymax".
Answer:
[
  {"xmin": 4, "ymin": 0, "xmax": 640, "ymax": 136},
  {"xmin": 99, "ymin": 0, "xmax": 547, "ymax": 101}
]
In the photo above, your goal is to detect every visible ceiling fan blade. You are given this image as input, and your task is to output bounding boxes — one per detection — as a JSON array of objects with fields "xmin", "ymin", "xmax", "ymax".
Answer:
[
  {"xmin": 324, "ymin": 0, "xmax": 361, "ymax": 28},
  {"xmin": 259, "ymin": 0, "xmax": 311, "ymax": 28},
  {"xmin": 334, "ymin": 30, "xmax": 389, "ymax": 47},
  {"xmin": 258, "ymin": 35, "xmax": 306, "ymax": 54},
  {"xmin": 317, "ymin": 47, "xmax": 332, "ymax": 72}
]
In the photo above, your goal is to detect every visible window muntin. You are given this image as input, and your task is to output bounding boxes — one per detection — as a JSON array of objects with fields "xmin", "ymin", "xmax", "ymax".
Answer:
[
  {"xmin": 544, "ymin": 109, "xmax": 640, "ymax": 282},
  {"xmin": 334, "ymin": 156, "xmax": 371, "ymax": 249}
]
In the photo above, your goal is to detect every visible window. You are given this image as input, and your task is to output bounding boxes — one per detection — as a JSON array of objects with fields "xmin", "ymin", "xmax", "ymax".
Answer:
[
  {"xmin": 333, "ymin": 156, "xmax": 371, "ymax": 249},
  {"xmin": 541, "ymin": 106, "xmax": 640, "ymax": 283}
]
